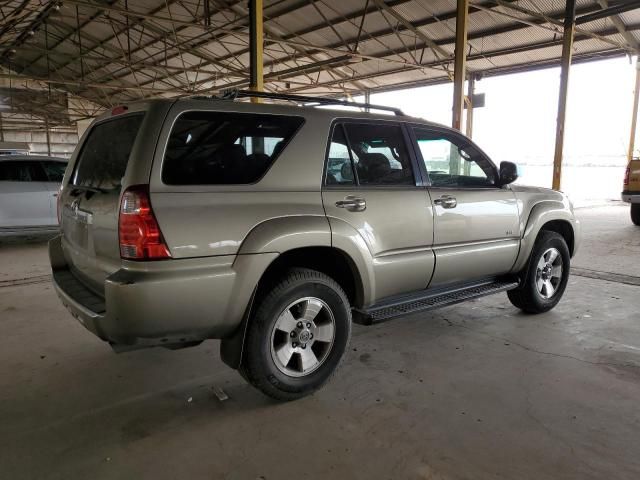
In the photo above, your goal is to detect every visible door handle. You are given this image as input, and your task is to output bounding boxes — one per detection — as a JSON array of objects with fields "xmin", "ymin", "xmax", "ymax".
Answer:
[
  {"xmin": 335, "ymin": 196, "xmax": 366, "ymax": 212},
  {"xmin": 434, "ymin": 195, "xmax": 457, "ymax": 209}
]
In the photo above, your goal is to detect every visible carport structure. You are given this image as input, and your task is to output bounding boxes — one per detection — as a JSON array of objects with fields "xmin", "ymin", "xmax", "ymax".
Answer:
[{"xmin": 1, "ymin": 0, "xmax": 640, "ymax": 186}]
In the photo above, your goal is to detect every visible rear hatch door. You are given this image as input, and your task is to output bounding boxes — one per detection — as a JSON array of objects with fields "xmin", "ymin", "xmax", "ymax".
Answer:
[{"xmin": 60, "ymin": 112, "xmax": 146, "ymax": 295}]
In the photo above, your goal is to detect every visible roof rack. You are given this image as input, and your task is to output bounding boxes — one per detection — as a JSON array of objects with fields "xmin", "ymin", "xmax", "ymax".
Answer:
[{"xmin": 198, "ymin": 89, "xmax": 405, "ymax": 116}]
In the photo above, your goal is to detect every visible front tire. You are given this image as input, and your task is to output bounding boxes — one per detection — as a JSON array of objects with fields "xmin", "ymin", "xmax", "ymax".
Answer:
[
  {"xmin": 508, "ymin": 231, "xmax": 570, "ymax": 314},
  {"xmin": 241, "ymin": 268, "xmax": 352, "ymax": 401},
  {"xmin": 631, "ymin": 204, "xmax": 640, "ymax": 226}
]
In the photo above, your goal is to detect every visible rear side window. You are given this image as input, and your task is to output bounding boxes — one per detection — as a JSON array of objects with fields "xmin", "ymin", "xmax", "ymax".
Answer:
[
  {"xmin": 71, "ymin": 114, "xmax": 144, "ymax": 190},
  {"xmin": 0, "ymin": 161, "xmax": 46, "ymax": 182},
  {"xmin": 162, "ymin": 111, "xmax": 304, "ymax": 185},
  {"xmin": 325, "ymin": 122, "xmax": 415, "ymax": 186}
]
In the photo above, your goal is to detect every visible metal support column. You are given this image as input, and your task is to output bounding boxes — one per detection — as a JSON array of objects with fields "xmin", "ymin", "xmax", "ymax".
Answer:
[
  {"xmin": 465, "ymin": 74, "xmax": 476, "ymax": 139},
  {"xmin": 249, "ymin": 0, "xmax": 264, "ymax": 103},
  {"xmin": 45, "ymin": 119, "xmax": 51, "ymax": 156},
  {"xmin": 364, "ymin": 90, "xmax": 371, "ymax": 112},
  {"xmin": 462, "ymin": 74, "xmax": 476, "ymax": 176},
  {"xmin": 628, "ymin": 58, "xmax": 640, "ymax": 162},
  {"xmin": 552, "ymin": 0, "xmax": 576, "ymax": 191},
  {"xmin": 452, "ymin": 0, "xmax": 469, "ymax": 131}
]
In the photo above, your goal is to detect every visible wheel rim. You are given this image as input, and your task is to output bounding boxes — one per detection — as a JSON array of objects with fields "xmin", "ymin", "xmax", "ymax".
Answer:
[
  {"xmin": 535, "ymin": 247, "xmax": 563, "ymax": 299},
  {"xmin": 269, "ymin": 297, "xmax": 336, "ymax": 377}
]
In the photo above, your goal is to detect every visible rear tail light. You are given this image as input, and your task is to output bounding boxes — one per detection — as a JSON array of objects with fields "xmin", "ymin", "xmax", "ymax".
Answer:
[
  {"xmin": 118, "ymin": 185, "xmax": 171, "ymax": 260},
  {"xmin": 624, "ymin": 167, "xmax": 630, "ymax": 186}
]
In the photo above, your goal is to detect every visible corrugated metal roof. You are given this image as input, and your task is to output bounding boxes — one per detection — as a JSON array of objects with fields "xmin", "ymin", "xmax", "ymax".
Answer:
[{"xmin": 0, "ymin": 0, "xmax": 638, "ymax": 123}]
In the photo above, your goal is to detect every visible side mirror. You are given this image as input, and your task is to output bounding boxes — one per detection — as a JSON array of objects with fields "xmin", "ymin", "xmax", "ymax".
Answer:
[{"xmin": 499, "ymin": 161, "xmax": 519, "ymax": 186}]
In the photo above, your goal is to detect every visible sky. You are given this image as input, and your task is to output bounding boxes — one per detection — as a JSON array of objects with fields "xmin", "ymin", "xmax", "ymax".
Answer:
[{"xmin": 368, "ymin": 56, "xmax": 638, "ymax": 168}]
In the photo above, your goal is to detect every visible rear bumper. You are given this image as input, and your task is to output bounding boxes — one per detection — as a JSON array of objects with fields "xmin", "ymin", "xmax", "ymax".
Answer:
[
  {"xmin": 49, "ymin": 235, "xmax": 276, "ymax": 349},
  {"xmin": 621, "ymin": 191, "xmax": 640, "ymax": 204}
]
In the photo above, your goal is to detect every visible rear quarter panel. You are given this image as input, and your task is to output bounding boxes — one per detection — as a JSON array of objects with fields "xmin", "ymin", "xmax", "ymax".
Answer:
[{"xmin": 149, "ymin": 100, "xmax": 330, "ymax": 258}]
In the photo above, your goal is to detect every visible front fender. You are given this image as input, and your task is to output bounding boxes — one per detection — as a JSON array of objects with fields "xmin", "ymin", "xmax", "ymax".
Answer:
[{"xmin": 512, "ymin": 200, "xmax": 580, "ymax": 273}]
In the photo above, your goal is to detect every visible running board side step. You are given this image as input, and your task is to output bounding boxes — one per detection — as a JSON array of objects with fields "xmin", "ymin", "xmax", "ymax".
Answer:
[{"xmin": 353, "ymin": 279, "xmax": 519, "ymax": 325}]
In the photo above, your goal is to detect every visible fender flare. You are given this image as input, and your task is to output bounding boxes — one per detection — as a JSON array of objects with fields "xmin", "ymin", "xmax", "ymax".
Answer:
[
  {"xmin": 327, "ymin": 217, "xmax": 375, "ymax": 306},
  {"xmin": 221, "ymin": 216, "xmax": 374, "ymax": 369},
  {"xmin": 512, "ymin": 200, "xmax": 578, "ymax": 273},
  {"xmin": 237, "ymin": 215, "xmax": 331, "ymax": 254},
  {"xmin": 221, "ymin": 215, "xmax": 331, "ymax": 369}
]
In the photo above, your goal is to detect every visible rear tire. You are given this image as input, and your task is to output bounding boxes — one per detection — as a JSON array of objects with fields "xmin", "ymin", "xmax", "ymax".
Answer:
[
  {"xmin": 631, "ymin": 204, "xmax": 640, "ymax": 226},
  {"xmin": 241, "ymin": 268, "xmax": 351, "ymax": 401},
  {"xmin": 508, "ymin": 231, "xmax": 570, "ymax": 314}
]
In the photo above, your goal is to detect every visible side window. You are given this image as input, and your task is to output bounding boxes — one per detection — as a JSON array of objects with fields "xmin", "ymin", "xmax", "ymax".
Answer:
[
  {"xmin": 0, "ymin": 161, "xmax": 44, "ymax": 182},
  {"xmin": 413, "ymin": 129, "xmax": 496, "ymax": 187},
  {"xmin": 163, "ymin": 111, "xmax": 304, "ymax": 185},
  {"xmin": 42, "ymin": 161, "xmax": 67, "ymax": 182},
  {"xmin": 345, "ymin": 123, "xmax": 414, "ymax": 186},
  {"xmin": 326, "ymin": 122, "xmax": 414, "ymax": 186},
  {"xmin": 326, "ymin": 125, "xmax": 356, "ymax": 185}
]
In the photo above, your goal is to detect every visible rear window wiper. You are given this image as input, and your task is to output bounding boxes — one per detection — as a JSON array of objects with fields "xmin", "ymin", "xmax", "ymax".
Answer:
[{"xmin": 69, "ymin": 185, "xmax": 110, "ymax": 194}]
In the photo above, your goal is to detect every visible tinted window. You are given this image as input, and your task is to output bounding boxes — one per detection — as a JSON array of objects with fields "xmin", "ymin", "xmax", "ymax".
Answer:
[
  {"xmin": 342, "ymin": 123, "xmax": 414, "ymax": 186},
  {"xmin": 414, "ymin": 129, "xmax": 496, "ymax": 187},
  {"xmin": 42, "ymin": 161, "xmax": 67, "ymax": 182},
  {"xmin": 163, "ymin": 111, "xmax": 304, "ymax": 185},
  {"xmin": 0, "ymin": 161, "xmax": 46, "ymax": 182},
  {"xmin": 71, "ymin": 114, "xmax": 144, "ymax": 190},
  {"xmin": 326, "ymin": 125, "xmax": 356, "ymax": 185}
]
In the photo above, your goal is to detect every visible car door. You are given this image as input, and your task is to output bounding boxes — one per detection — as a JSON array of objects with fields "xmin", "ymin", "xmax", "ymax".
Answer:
[
  {"xmin": 411, "ymin": 126, "xmax": 520, "ymax": 287},
  {"xmin": 41, "ymin": 160, "xmax": 67, "ymax": 224},
  {"xmin": 322, "ymin": 120, "xmax": 435, "ymax": 303},
  {"xmin": 0, "ymin": 160, "xmax": 53, "ymax": 229}
]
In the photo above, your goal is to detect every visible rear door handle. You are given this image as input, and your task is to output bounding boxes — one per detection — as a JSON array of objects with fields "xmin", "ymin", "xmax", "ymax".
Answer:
[
  {"xmin": 335, "ymin": 196, "xmax": 366, "ymax": 212},
  {"xmin": 434, "ymin": 195, "xmax": 457, "ymax": 209}
]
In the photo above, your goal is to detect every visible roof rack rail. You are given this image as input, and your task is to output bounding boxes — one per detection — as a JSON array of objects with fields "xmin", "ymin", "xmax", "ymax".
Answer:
[{"xmin": 204, "ymin": 89, "xmax": 405, "ymax": 116}]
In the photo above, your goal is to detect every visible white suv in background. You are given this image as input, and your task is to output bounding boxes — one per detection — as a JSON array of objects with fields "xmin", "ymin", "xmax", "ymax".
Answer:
[{"xmin": 0, "ymin": 155, "xmax": 67, "ymax": 236}]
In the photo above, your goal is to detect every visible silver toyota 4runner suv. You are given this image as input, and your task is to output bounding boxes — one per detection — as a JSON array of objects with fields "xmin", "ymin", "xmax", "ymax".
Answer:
[{"xmin": 50, "ymin": 91, "xmax": 580, "ymax": 400}]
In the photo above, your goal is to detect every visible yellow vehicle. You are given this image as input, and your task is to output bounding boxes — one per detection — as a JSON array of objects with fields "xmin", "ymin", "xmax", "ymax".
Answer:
[{"xmin": 623, "ymin": 158, "xmax": 640, "ymax": 225}]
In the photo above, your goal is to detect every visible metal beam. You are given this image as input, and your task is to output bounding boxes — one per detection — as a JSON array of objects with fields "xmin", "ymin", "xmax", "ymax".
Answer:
[
  {"xmin": 0, "ymin": 1, "xmax": 60, "ymax": 60},
  {"xmin": 371, "ymin": 0, "xmax": 450, "ymax": 61},
  {"xmin": 474, "ymin": 0, "xmax": 637, "ymax": 53},
  {"xmin": 452, "ymin": 0, "xmax": 469, "ymax": 131},
  {"xmin": 576, "ymin": 0, "xmax": 640, "ymax": 25},
  {"xmin": 262, "ymin": 22, "xmax": 639, "ymax": 96},
  {"xmin": 43, "ymin": 0, "xmax": 576, "ymax": 100},
  {"xmin": 596, "ymin": 0, "xmax": 640, "ymax": 50},
  {"xmin": 249, "ymin": 0, "xmax": 264, "ymax": 101},
  {"xmin": 0, "ymin": 72, "xmax": 187, "ymax": 94},
  {"xmin": 157, "ymin": 3, "xmax": 629, "ymax": 96},
  {"xmin": 552, "ymin": 0, "xmax": 576, "ymax": 191},
  {"xmin": 51, "ymin": 0, "xmax": 511, "ymax": 98},
  {"xmin": 629, "ymin": 59, "xmax": 640, "ymax": 162}
]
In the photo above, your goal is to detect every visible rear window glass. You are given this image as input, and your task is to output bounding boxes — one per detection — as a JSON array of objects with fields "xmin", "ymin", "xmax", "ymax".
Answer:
[
  {"xmin": 71, "ymin": 114, "xmax": 144, "ymax": 190},
  {"xmin": 162, "ymin": 111, "xmax": 304, "ymax": 185},
  {"xmin": 0, "ymin": 161, "xmax": 47, "ymax": 182}
]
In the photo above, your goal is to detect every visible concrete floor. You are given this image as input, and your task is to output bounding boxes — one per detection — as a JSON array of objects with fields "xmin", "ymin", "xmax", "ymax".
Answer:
[{"xmin": 1, "ymin": 203, "xmax": 639, "ymax": 480}]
